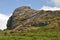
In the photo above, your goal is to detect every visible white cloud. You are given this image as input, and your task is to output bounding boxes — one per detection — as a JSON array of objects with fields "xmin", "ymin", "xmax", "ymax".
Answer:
[
  {"xmin": 0, "ymin": 13, "xmax": 10, "ymax": 30},
  {"xmin": 40, "ymin": 6, "xmax": 60, "ymax": 11},
  {"xmin": 51, "ymin": 0, "xmax": 60, "ymax": 6}
]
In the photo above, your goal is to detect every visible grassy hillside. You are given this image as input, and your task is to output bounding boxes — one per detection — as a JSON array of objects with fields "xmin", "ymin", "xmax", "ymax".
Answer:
[
  {"xmin": 0, "ymin": 26, "xmax": 60, "ymax": 40},
  {"xmin": 6, "ymin": 6, "xmax": 60, "ymax": 40}
]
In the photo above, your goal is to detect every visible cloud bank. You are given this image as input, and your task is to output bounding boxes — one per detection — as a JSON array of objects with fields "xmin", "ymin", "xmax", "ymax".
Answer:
[
  {"xmin": 0, "ymin": 13, "xmax": 9, "ymax": 30},
  {"xmin": 40, "ymin": 6, "xmax": 60, "ymax": 11},
  {"xmin": 51, "ymin": 0, "xmax": 60, "ymax": 6}
]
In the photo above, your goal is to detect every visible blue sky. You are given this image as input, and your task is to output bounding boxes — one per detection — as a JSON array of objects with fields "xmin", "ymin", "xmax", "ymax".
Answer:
[
  {"xmin": 0, "ymin": 0, "xmax": 55, "ymax": 15},
  {"xmin": 0, "ymin": 0, "xmax": 60, "ymax": 30}
]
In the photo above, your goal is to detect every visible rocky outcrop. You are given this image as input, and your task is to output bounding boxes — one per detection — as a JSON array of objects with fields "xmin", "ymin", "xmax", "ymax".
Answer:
[{"xmin": 7, "ymin": 6, "xmax": 60, "ymax": 30}]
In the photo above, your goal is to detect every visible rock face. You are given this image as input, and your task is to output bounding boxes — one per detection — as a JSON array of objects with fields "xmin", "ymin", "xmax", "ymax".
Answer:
[{"xmin": 7, "ymin": 6, "xmax": 60, "ymax": 30}]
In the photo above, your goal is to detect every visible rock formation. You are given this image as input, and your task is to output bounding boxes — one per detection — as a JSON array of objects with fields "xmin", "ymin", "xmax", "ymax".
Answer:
[{"xmin": 7, "ymin": 6, "xmax": 60, "ymax": 30}]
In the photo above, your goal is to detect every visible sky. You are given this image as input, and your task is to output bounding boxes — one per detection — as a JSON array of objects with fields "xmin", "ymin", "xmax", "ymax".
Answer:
[{"xmin": 0, "ymin": 0, "xmax": 60, "ymax": 30}]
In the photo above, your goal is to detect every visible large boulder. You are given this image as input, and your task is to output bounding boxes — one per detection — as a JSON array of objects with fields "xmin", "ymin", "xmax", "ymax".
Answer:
[
  {"xmin": 7, "ymin": 6, "xmax": 60, "ymax": 30},
  {"xmin": 7, "ymin": 6, "xmax": 36, "ymax": 30}
]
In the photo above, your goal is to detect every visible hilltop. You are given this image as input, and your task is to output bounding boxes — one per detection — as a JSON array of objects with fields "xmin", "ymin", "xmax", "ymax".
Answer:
[
  {"xmin": 0, "ymin": 6, "xmax": 60, "ymax": 40},
  {"xmin": 7, "ymin": 6, "xmax": 60, "ymax": 31}
]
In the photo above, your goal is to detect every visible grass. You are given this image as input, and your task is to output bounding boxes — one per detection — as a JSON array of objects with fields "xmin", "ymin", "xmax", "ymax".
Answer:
[{"xmin": 0, "ymin": 27, "xmax": 60, "ymax": 40}]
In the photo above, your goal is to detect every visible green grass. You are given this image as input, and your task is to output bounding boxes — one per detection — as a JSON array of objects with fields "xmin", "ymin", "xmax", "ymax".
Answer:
[{"xmin": 0, "ymin": 27, "xmax": 60, "ymax": 40}]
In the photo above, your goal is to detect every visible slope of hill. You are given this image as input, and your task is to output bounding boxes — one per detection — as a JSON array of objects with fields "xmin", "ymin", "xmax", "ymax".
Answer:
[
  {"xmin": 0, "ymin": 6, "xmax": 59, "ymax": 40},
  {"xmin": 0, "ymin": 27, "xmax": 60, "ymax": 40}
]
